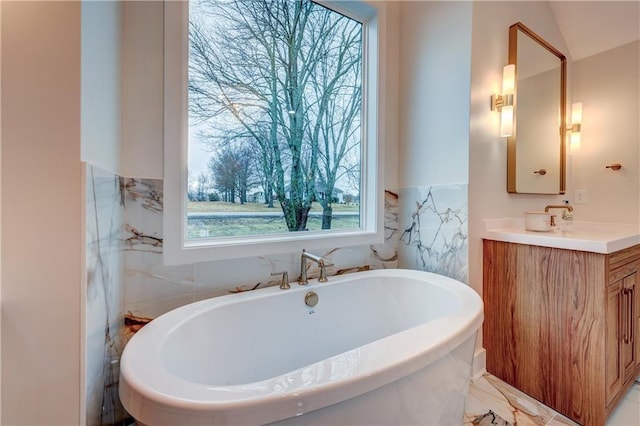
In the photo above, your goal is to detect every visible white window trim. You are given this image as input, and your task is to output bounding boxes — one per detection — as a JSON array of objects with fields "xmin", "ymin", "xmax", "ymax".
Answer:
[{"xmin": 163, "ymin": 0, "xmax": 386, "ymax": 266}]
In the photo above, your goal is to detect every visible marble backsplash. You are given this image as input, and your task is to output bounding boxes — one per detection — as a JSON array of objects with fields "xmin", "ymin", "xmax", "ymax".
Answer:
[{"xmin": 84, "ymin": 164, "xmax": 468, "ymax": 424}]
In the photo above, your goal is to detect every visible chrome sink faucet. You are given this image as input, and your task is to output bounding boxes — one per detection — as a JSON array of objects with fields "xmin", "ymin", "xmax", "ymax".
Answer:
[{"xmin": 299, "ymin": 249, "xmax": 331, "ymax": 285}]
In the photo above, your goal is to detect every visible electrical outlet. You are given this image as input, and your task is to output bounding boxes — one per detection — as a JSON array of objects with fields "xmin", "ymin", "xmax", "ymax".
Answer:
[{"xmin": 575, "ymin": 189, "xmax": 587, "ymax": 204}]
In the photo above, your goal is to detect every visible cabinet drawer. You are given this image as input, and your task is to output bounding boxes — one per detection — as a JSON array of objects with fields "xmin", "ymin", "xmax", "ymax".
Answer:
[
  {"xmin": 610, "ymin": 260, "xmax": 640, "ymax": 286},
  {"xmin": 609, "ymin": 245, "xmax": 640, "ymax": 272}
]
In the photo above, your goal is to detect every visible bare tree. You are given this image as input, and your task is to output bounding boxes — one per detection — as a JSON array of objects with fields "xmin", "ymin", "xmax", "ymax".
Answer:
[
  {"xmin": 209, "ymin": 144, "xmax": 258, "ymax": 204},
  {"xmin": 189, "ymin": 0, "xmax": 362, "ymax": 231},
  {"xmin": 247, "ymin": 136, "xmax": 276, "ymax": 207},
  {"xmin": 187, "ymin": 170, "xmax": 197, "ymax": 201},
  {"xmin": 195, "ymin": 172, "xmax": 210, "ymax": 202},
  {"xmin": 307, "ymin": 22, "xmax": 362, "ymax": 229},
  {"xmin": 209, "ymin": 148, "xmax": 239, "ymax": 203},
  {"xmin": 234, "ymin": 145, "xmax": 258, "ymax": 204}
]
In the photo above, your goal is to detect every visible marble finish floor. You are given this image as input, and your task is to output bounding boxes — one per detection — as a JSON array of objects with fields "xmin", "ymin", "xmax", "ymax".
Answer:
[{"xmin": 466, "ymin": 373, "xmax": 640, "ymax": 426}]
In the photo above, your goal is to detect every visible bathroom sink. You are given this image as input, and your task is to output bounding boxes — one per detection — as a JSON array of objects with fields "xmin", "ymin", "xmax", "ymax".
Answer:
[{"xmin": 482, "ymin": 218, "xmax": 640, "ymax": 253}]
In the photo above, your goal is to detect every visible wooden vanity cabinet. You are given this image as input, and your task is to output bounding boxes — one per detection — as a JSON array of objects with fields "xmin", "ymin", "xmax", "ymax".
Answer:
[{"xmin": 483, "ymin": 240, "xmax": 640, "ymax": 426}]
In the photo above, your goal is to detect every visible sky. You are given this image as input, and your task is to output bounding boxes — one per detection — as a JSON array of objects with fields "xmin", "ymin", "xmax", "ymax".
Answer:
[{"xmin": 188, "ymin": 126, "xmax": 211, "ymax": 178}]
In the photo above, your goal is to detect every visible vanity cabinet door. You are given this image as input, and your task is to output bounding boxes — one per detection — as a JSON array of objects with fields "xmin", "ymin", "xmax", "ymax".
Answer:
[
  {"xmin": 636, "ymin": 272, "xmax": 640, "ymax": 368},
  {"xmin": 606, "ymin": 280, "xmax": 624, "ymax": 405},
  {"xmin": 622, "ymin": 273, "xmax": 637, "ymax": 380},
  {"xmin": 606, "ymin": 261, "xmax": 639, "ymax": 407}
]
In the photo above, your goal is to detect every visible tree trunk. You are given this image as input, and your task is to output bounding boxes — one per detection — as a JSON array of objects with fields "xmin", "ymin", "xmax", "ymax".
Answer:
[
  {"xmin": 281, "ymin": 199, "xmax": 311, "ymax": 231},
  {"xmin": 321, "ymin": 204, "xmax": 332, "ymax": 230},
  {"xmin": 262, "ymin": 173, "xmax": 274, "ymax": 208},
  {"xmin": 239, "ymin": 183, "xmax": 246, "ymax": 204},
  {"xmin": 265, "ymin": 183, "xmax": 274, "ymax": 208}
]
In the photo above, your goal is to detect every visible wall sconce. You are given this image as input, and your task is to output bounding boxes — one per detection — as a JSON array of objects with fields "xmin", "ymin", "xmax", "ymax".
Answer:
[
  {"xmin": 567, "ymin": 102, "xmax": 582, "ymax": 154},
  {"xmin": 491, "ymin": 64, "xmax": 515, "ymax": 137}
]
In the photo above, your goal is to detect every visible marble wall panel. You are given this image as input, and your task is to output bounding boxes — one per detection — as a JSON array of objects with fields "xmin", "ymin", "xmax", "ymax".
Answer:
[
  {"xmin": 397, "ymin": 184, "xmax": 468, "ymax": 283},
  {"xmin": 123, "ymin": 178, "xmax": 195, "ymax": 306},
  {"xmin": 85, "ymin": 165, "xmax": 126, "ymax": 426}
]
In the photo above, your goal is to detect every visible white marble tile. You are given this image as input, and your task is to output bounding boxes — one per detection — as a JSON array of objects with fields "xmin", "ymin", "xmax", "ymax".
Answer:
[
  {"xmin": 123, "ymin": 178, "xmax": 163, "ymax": 254},
  {"xmin": 465, "ymin": 374, "xmax": 577, "ymax": 426},
  {"xmin": 193, "ymin": 252, "xmax": 299, "ymax": 291},
  {"xmin": 483, "ymin": 374, "xmax": 558, "ymax": 424},
  {"xmin": 398, "ymin": 184, "xmax": 468, "ymax": 283},
  {"xmin": 465, "ymin": 376, "xmax": 520, "ymax": 424},
  {"xmin": 465, "ymin": 374, "xmax": 640, "ymax": 426},
  {"xmin": 547, "ymin": 416, "xmax": 580, "ymax": 426},
  {"xmin": 607, "ymin": 397, "xmax": 640, "ymax": 426},
  {"xmin": 85, "ymin": 164, "xmax": 127, "ymax": 426},
  {"xmin": 124, "ymin": 293, "xmax": 196, "ymax": 325},
  {"xmin": 622, "ymin": 381, "xmax": 640, "ymax": 403},
  {"xmin": 191, "ymin": 244, "xmax": 385, "ymax": 298},
  {"xmin": 123, "ymin": 178, "xmax": 198, "ymax": 306},
  {"xmin": 125, "ymin": 251, "xmax": 195, "ymax": 303},
  {"xmin": 86, "ymin": 167, "xmax": 125, "ymax": 336},
  {"xmin": 370, "ymin": 189, "xmax": 399, "ymax": 269}
]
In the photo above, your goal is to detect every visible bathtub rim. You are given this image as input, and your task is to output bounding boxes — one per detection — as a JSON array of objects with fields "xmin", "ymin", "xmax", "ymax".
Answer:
[{"xmin": 119, "ymin": 269, "xmax": 483, "ymax": 424}]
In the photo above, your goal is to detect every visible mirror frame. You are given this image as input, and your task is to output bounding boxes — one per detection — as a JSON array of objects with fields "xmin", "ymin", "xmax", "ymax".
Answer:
[{"xmin": 507, "ymin": 22, "xmax": 567, "ymax": 194}]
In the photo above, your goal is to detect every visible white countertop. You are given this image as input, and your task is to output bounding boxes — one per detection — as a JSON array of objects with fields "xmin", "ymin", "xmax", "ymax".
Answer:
[{"xmin": 482, "ymin": 218, "xmax": 640, "ymax": 254}]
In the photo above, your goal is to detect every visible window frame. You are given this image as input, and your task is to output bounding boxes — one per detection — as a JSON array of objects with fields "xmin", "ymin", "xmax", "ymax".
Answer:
[{"xmin": 163, "ymin": 0, "xmax": 385, "ymax": 265}]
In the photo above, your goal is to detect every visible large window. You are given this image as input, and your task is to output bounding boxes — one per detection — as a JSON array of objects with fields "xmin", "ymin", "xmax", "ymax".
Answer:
[{"xmin": 164, "ymin": 0, "xmax": 383, "ymax": 264}]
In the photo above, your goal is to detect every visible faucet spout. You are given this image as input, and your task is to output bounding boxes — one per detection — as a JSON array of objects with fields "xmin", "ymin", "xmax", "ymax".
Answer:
[
  {"xmin": 544, "ymin": 204, "xmax": 574, "ymax": 213},
  {"xmin": 299, "ymin": 249, "xmax": 331, "ymax": 285}
]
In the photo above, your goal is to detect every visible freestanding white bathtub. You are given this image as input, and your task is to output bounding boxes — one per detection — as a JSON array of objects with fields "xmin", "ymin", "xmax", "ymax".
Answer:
[{"xmin": 119, "ymin": 269, "xmax": 483, "ymax": 425}]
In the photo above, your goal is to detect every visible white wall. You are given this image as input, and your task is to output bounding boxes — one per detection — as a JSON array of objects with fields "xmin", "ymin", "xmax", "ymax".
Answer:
[
  {"xmin": 571, "ymin": 40, "xmax": 640, "ymax": 223},
  {"xmin": 81, "ymin": 1, "xmax": 122, "ymax": 174},
  {"xmin": 0, "ymin": 1, "xmax": 3, "ymax": 419},
  {"xmin": 398, "ymin": 1, "xmax": 473, "ymax": 187},
  {"xmin": 120, "ymin": 1, "xmax": 164, "ymax": 179},
  {"xmin": 468, "ymin": 1, "xmax": 571, "ymax": 355},
  {"xmin": 1, "ymin": 2, "xmax": 82, "ymax": 424},
  {"xmin": 385, "ymin": 2, "xmax": 400, "ymax": 189}
]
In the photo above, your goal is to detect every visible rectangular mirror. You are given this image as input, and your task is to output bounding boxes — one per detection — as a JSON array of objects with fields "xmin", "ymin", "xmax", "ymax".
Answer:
[{"xmin": 507, "ymin": 22, "xmax": 566, "ymax": 194}]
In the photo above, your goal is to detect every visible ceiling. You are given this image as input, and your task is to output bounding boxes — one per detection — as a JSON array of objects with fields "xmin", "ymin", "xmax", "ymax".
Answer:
[{"xmin": 548, "ymin": 1, "xmax": 640, "ymax": 61}]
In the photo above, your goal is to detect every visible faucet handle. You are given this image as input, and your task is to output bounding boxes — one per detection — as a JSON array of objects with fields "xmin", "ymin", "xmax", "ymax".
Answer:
[
  {"xmin": 271, "ymin": 271, "xmax": 290, "ymax": 290},
  {"xmin": 317, "ymin": 260, "xmax": 334, "ymax": 283}
]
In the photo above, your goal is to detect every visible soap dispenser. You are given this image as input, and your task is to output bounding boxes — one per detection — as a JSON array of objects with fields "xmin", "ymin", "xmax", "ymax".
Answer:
[{"xmin": 561, "ymin": 200, "xmax": 574, "ymax": 231}]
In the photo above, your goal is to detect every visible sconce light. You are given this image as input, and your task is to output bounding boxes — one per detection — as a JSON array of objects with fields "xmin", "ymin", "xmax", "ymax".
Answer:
[
  {"xmin": 491, "ymin": 64, "xmax": 515, "ymax": 137},
  {"xmin": 568, "ymin": 102, "xmax": 582, "ymax": 154}
]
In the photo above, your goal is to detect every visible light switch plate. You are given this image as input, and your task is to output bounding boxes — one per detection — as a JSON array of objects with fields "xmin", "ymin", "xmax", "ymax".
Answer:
[{"xmin": 575, "ymin": 189, "xmax": 587, "ymax": 204}]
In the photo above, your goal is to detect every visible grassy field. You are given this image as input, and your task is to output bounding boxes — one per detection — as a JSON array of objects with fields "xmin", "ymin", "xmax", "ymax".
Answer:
[
  {"xmin": 187, "ymin": 200, "xmax": 359, "ymax": 213},
  {"xmin": 187, "ymin": 201, "xmax": 361, "ymax": 239}
]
